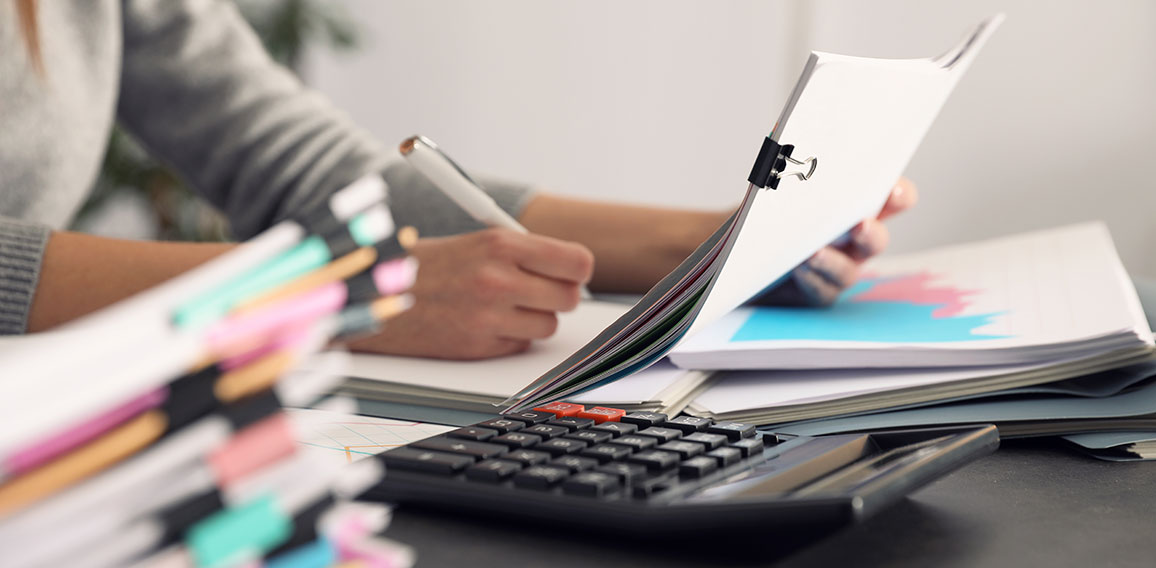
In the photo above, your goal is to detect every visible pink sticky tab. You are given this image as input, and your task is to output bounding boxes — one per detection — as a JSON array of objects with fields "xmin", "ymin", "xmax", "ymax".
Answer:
[
  {"xmin": 208, "ymin": 413, "xmax": 296, "ymax": 486},
  {"xmin": 338, "ymin": 536, "xmax": 414, "ymax": 568},
  {"xmin": 372, "ymin": 258, "xmax": 418, "ymax": 296},
  {"xmin": 4, "ymin": 388, "xmax": 167, "ymax": 476},
  {"xmin": 208, "ymin": 283, "xmax": 347, "ymax": 353}
]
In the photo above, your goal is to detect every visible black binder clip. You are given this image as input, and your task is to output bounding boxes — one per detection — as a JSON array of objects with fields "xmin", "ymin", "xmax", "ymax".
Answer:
[{"xmin": 747, "ymin": 137, "xmax": 818, "ymax": 190}]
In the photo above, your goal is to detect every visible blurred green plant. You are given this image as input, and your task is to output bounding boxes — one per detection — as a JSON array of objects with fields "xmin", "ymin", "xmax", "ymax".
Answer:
[{"xmin": 76, "ymin": 0, "xmax": 362, "ymax": 241}]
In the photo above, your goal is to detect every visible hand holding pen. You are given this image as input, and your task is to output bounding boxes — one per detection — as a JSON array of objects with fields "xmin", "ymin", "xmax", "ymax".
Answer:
[
  {"xmin": 348, "ymin": 227, "xmax": 594, "ymax": 360},
  {"xmin": 340, "ymin": 136, "xmax": 595, "ymax": 360},
  {"xmin": 400, "ymin": 135, "xmax": 592, "ymax": 299}
]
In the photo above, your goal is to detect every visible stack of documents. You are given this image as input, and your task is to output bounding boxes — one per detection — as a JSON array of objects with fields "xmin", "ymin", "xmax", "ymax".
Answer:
[
  {"xmin": 680, "ymin": 223, "xmax": 1155, "ymax": 433},
  {"xmin": 0, "ymin": 176, "xmax": 415, "ymax": 568}
]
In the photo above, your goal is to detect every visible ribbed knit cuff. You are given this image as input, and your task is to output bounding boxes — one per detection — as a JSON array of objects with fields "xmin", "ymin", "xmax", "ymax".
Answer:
[{"xmin": 0, "ymin": 218, "xmax": 50, "ymax": 335}]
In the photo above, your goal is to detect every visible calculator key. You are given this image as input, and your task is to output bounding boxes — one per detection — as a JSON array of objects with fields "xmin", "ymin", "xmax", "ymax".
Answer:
[
  {"xmin": 446, "ymin": 426, "xmax": 498, "ymax": 441},
  {"xmin": 522, "ymin": 424, "xmax": 570, "ymax": 440},
  {"xmin": 562, "ymin": 472, "xmax": 621, "ymax": 498},
  {"xmin": 631, "ymin": 473, "xmax": 676, "ymax": 498},
  {"xmin": 533, "ymin": 402, "xmax": 585, "ymax": 417},
  {"xmin": 538, "ymin": 438, "xmax": 589, "ymax": 456},
  {"xmin": 730, "ymin": 438, "xmax": 764, "ymax": 458},
  {"xmin": 665, "ymin": 416, "xmax": 712, "ymax": 433},
  {"xmin": 608, "ymin": 435, "xmax": 658, "ymax": 452},
  {"xmin": 636, "ymin": 427, "xmax": 682, "ymax": 443},
  {"xmin": 761, "ymin": 433, "xmax": 786, "ymax": 446},
  {"xmin": 679, "ymin": 456, "xmax": 719, "ymax": 479},
  {"xmin": 682, "ymin": 432, "xmax": 728, "ymax": 450},
  {"xmin": 596, "ymin": 462, "xmax": 647, "ymax": 484},
  {"xmin": 477, "ymin": 418, "xmax": 525, "ymax": 434},
  {"xmin": 490, "ymin": 432, "xmax": 543, "ymax": 449},
  {"xmin": 705, "ymin": 447, "xmax": 742, "ymax": 467},
  {"xmin": 551, "ymin": 455, "xmax": 599, "ymax": 473},
  {"xmin": 547, "ymin": 417, "xmax": 596, "ymax": 432},
  {"xmin": 590, "ymin": 422, "xmax": 638, "ymax": 438},
  {"xmin": 465, "ymin": 459, "xmax": 523, "ymax": 482},
  {"xmin": 620, "ymin": 412, "xmax": 667, "ymax": 428},
  {"xmin": 380, "ymin": 448, "xmax": 474, "ymax": 475},
  {"xmin": 576, "ymin": 407, "xmax": 627, "ymax": 424},
  {"xmin": 579, "ymin": 443, "xmax": 633, "ymax": 464},
  {"xmin": 411, "ymin": 437, "xmax": 507, "ymax": 461},
  {"xmin": 504, "ymin": 449, "xmax": 551, "ymax": 466},
  {"xmin": 707, "ymin": 422, "xmax": 757, "ymax": 441},
  {"xmin": 657, "ymin": 440, "xmax": 705, "ymax": 460},
  {"xmin": 628, "ymin": 450, "xmax": 680, "ymax": 473},
  {"xmin": 513, "ymin": 465, "xmax": 571, "ymax": 490},
  {"xmin": 566, "ymin": 430, "xmax": 613, "ymax": 446},
  {"xmin": 502, "ymin": 411, "xmax": 553, "ymax": 425}
]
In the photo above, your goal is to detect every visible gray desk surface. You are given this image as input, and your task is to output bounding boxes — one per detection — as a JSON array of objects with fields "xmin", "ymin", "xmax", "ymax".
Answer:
[{"xmin": 381, "ymin": 441, "xmax": 1156, "ymax": 567}]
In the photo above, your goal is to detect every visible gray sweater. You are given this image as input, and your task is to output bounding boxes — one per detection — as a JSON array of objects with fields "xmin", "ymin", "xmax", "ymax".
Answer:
[{"xmin": 0, "ymin": 0, "xmax": 533, "ymax": 335}]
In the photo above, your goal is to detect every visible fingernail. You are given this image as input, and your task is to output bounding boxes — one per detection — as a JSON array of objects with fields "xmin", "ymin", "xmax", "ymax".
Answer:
[
  {"xmin": 853, "ymin": 220, "xmax": 870, "ymax": 241},
  {"xmin": 808, "ymin": 248, "xmax": 825, "ymax": 266},
  {"xmin": 892, "ymin": 183, "xmax": 905, "ymax": 199}
]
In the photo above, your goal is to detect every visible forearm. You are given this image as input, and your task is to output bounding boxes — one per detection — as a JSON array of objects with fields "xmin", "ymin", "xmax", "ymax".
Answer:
[
  {"xmin": 27, "ymin": 232, "xmax": 232, "ymax": 332},
  {"xmin": 518, "ymin": 195, "xmax": 730, "ymax": 293}
]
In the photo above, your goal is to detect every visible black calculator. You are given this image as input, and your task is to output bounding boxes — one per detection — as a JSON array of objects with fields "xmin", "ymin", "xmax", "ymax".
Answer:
[{"xmin": 363, "ymin": 402, "xmax": 998, "ymax": 536}]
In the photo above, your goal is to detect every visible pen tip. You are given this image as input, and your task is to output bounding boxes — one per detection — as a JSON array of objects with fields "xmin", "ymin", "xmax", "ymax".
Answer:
[{"xmin": 399, "ymin": 136, "xmax": 417, "ymax": 156}]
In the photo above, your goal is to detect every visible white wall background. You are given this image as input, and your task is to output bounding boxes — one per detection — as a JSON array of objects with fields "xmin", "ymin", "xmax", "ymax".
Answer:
[{"xmin": 305, "ymin": 0, "xmax": 1156, "ymax": 278}]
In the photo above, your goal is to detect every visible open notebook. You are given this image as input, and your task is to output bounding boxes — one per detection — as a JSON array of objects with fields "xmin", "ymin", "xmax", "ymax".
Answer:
[{"xmin": 338, "ymin": 16, "xmax": 1005, "ymax": 413}]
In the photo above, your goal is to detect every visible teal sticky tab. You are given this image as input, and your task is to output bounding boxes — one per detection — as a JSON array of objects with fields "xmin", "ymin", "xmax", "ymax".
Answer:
[
  {"xmin": 188, "ymin": 494, "xmax": 292, "ymax": 568},
  {"xmin": 347, "ymin": 211, "xmax": 382, "ymax": 247},
  {"xmin": 173, "ymin": 236, "xmax": 332, "ymax": 329},
  {"xmin": 266, "ymin": 538, "xmax": 337, "ymax": 568}
]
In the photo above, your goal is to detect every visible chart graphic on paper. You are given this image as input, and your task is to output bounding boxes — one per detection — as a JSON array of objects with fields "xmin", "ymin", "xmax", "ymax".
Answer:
[
  {"xmin": 289, "ymin": 408, "xmax": 454, "ymax": 464},
  {"xmin": 733, "ymin": 271, "xmax": 1009, "ymax": 343}
]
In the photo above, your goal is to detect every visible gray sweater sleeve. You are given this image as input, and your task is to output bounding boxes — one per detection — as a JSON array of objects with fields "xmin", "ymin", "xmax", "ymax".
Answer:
[
  {"xmin": 381, "ymin": 161, "xmax": 537, "ymax": 238},
  {"xmin": 116, "ymin": 0, "xmax": 534, "ymax": 237},
  {"xmin": 116, "ymin": 0, "xmax": 394, "ymax": 238},
  {"xmin": 0, "ymin": 217, "xmax": 50, "ymax": 335},
  {"xmin": 0, "ymin": 0, "xmax": 535, "ymax": 335}
]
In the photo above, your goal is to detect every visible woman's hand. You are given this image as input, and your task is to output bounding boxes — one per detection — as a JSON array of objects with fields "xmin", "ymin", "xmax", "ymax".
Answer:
[
  {"xmin": 754, "ymin": 177, "xmax": 919, "ymax": 306},
  {"xmin": 348, "ymin": 228, "xmax": 594, "ymax": 360}
]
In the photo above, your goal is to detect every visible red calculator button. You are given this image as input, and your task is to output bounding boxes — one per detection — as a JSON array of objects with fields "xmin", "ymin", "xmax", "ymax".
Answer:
[
  {"xmin": 577, "ymin": 407, "xmax": 626, "ymax": 424},
  {"xmin": 533, "ymin": 402, "xmax": 585, "ymax": 417}
]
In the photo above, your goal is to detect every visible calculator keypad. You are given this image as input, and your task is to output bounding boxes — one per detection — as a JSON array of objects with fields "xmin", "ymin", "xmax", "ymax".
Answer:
[{"xmin": 386, "ymin": 403, "xmax": 767, "ymax": 500}]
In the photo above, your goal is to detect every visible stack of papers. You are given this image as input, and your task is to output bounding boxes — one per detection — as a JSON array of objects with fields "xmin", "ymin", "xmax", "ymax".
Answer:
[
  {"xmin": 772, "ymin": 360, "xmax": 1156, "ymax": 439},
  {"xmin": 0, "ymin": 177, "xmax": 415, "ymax": 568},
  {"xmin": 681, "ymin": 223, "xmax": 1154, "ymax": 427}
]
